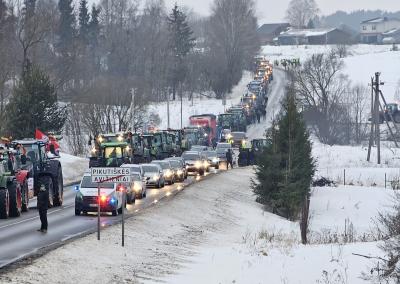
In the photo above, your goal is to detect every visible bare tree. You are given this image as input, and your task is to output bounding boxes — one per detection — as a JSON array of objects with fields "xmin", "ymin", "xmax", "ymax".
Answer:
[
  {"xmin": 349, "ymin": 84, "xmax": 370, "ymax": 144},
  {"xmin": 205, "ymin": 0, "xmax": 260, "ymax": 99},
  {"xmin": 286, "ymin": 0, "xmax": 319, "ymax": 28},
  {"xmin": 293, "ymin": 51, "xmax": 350, "ymax": 144}
]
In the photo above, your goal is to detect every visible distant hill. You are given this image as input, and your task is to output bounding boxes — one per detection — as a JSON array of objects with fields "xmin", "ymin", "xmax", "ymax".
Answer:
[{"xmin": 318, "ymin": 10, "xmax": 400, "ymax": 31}]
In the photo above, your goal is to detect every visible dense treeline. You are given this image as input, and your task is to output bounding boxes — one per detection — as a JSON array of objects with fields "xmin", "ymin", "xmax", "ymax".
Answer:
[{"xmin": 0, "ymin": 0, "xmax": 260, "ymax": 137}]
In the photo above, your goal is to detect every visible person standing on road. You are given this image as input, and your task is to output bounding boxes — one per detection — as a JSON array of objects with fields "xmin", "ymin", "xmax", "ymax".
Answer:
[
  {"xmin": 37, "ymin": 184, "xmax": 49, "ymax": 233},
  {"xmin": 226, "ymin": 149, "xmax": 233, "ymax": 169}
]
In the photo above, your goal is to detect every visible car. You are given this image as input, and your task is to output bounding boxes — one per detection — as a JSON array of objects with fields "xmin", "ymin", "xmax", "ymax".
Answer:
[
  {"xmin": 182, "ymin": 151, "xmax": 206, "ymax": 176},
  {"xmin": 190, "ymin": 145, "xmax": 209, "ymax": 152},
  {"xmin": 121, "ymin": 163, "xmax": 144, "ymax": 177},
  {"xmin": 151, "ymin": 160, "xmax": 175, "ymax": 185},
  {"xmin": 126, "ymin": 172, "xmax": 147, "ymax": 201},
  {"xmin": 142, "ymin": 163, "xmax": 165, "ymax": 188},
  {"xmin": 203, "ymin": 150, "xmax": 219, "ymax": 169},
  {"xmin": 165, "ymin": 157, "xmax": 187, "ymax": 181},
  {"xmin": 75, "ymin": 173, "xmax": 125, "ymax": 216}
]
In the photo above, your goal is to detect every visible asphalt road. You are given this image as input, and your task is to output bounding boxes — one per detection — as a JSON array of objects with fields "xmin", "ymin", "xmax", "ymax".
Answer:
[{"xmin": 0, "ymin": 170, "xmax": 218, "ymax": 269}]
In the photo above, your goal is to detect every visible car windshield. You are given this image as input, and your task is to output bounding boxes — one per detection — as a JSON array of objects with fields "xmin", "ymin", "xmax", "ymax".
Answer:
[
  {"xmin": 191, "ymin": 146, "xmax": 204, "ymax": 151},
  {"xmin": 152, "ymin": 161, "xmax": 170, "ymax": 169},
  {"xmin": 232, "ymin": 133, "xmax": 246, "ymax": 140},
  {"xmin": 81, "ymin": 176, "xmax": 114, "ymax": 188},
  {"xmin": 217, "ymin": 143, "xmax": 231, "ymax": 149},
  {"xmin": 216, "ymin": 148, "xmax": 228, "ymax": 154},
  {"xmin": 204, "ymin": 151, "xmax": 217, "ymax": 157},
  {"xmin": 168, "ymin": 160, "xmax": 181, "ymax": 168},
  {"xmin": 142, "ymin": 165, "xmax": 159, "ymax": 172},
  {"xmin": 182, "ymin": 153, "xmax": 200, "ymax": 160},
  {"xmin": 131, "ymin": 173, "xmax": 141, "ymax": 181}
]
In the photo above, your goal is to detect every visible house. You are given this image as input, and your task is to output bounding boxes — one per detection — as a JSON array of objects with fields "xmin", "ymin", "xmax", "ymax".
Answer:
[
  {"xmin": 360, "ymin": 17, "xmax": 400, "ymax": 44},
  {"xmin": 276, "ymin": 28, "xmax": 354, "ymax": 45},
  {"xmin": 257, "ymin": 23, "xmax": 290, "ymax": 45}
]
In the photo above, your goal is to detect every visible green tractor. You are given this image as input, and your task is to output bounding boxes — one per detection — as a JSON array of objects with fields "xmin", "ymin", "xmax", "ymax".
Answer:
[
  {"xmin": 167, "ymin": 129, "xmax": 183, "ymax": 156},
  {"xmin": 141, "ymin": 134, "xmax": 154, "ymax": 162},
  {"xmin": 90, "ymin": 132, "xmax": 145, "ymax": 165},
  {"xmin": 150, "ymin": 131, "xmax": 171, "ymax": 159},
  {"xmin": 90, "ymin": 141, "xmax": 131, "ymax": 167},
  {"xmin": 0, "ymin": 151, "xmax": 20, "ymax": 218}
]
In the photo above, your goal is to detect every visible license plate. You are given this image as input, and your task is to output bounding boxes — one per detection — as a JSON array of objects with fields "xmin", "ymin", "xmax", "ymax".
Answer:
[{"xmin": 89, "ymin": 204, "xmax": 98, "ymax": 207}]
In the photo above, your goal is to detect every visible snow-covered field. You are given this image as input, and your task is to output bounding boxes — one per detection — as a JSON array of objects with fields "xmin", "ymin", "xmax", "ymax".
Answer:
[{"xmin": 262, "ymin": 44, "xmax": 400, "ymax": 102}]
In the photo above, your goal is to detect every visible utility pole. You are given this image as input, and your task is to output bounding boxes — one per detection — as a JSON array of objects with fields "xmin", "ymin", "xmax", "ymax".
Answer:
[
  {"xmin": 167, "ymin": 88, "xmax": 170, "ymax": 129},
  {"xmin": 180, "ymin": 84, "xmax": 183, "ymax": 129},
  {"xmin": 367, "ymin": 73, "xmax": 385, "ymax": 164},
  {"xmin": 130, "ymin": 88, "xmax": 135, "ymax": 132}
]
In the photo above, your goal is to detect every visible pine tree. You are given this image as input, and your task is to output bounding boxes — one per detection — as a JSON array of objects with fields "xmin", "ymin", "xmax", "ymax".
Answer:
[
  {"xmin": 167, "ymin": 4, "xmax": 195, "ymax": 100},
  {"xmin": 5, "ymin": 65, "xmax": 67, "ymax": 139},
  {"xmin": 277, "ymin": 91, "xmax": 315, "ymax": 220},
  {"xmin": 58, "ymin": 0, "xmax": 75, "ymax": 53},
  {"xmin": 78, "ymin": 0, "xmax": 89, "ymax": 43},
  {"xmin": 253, "ymin": 87, "xmax": 315, "ymax": 222}
]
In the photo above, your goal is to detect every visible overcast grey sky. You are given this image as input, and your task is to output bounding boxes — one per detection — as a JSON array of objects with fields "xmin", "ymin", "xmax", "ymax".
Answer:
[{"xmin": 162, "ymin": 0, "xmax": 400, "ymax": 23}]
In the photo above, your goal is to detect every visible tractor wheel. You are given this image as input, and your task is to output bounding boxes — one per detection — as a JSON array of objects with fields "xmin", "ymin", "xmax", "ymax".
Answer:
[
  {"xmin": 21, "ymin": 180, "xmax": 29, "ymax": 212},
  {"xmin": 0, "ymin": 189, "xmax": 10, "ymax": 219},
  {"xmin": 8, "ymin": 180, "xmax": 22, "ymax": 217},
  {"xmin": 53, "ymin": 167, "xmax": 64, "ymax": 207},
  {"xmin": 39, "ymin": 176, "xmax": 54, "ymax": 208}
]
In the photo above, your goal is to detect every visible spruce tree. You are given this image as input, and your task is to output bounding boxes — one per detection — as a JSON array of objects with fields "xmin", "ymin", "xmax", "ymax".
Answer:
[
  {"xmin": 277, "ymin": 92, "xmax": 315, "ymax": 219},
  {"xmin": 58, "ymin": 0, "xmax": 75, "ymax": 53},
  {"xmin": 88, "ymin": 5, "xmax": 100, "ymax": 48},
  {"xmin": 78, "ymin": 0, "xmax": 89, "ymax": 43},
  {"xmin": 253, "ymin": 88, "xmax": 315, "ymax": 221},
  {"xmin": 167, "ymin": 4, "xmax": 195, "ymax": 100},
  {"xmin": 5, "ymin": 65, "xmax": 67, "ymax": 139}
]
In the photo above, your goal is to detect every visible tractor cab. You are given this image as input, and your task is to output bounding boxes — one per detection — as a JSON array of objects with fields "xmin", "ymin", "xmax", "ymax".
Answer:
[
  {"xmin": 151, "ymin": 132, "xmax": 169, "ymax": 159},
  {"xmin": 90, "ymin": 142, "xmax": 131, "ymax": 168},
  {"xmin": 141, "ymin": 134, "xmax": 154, "ymax": 162}
]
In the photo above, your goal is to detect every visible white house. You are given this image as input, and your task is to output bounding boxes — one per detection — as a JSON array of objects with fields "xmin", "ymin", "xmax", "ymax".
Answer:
[{"xmin": 360, "ymin": 17, "xmax": 400, "ymax": 43}]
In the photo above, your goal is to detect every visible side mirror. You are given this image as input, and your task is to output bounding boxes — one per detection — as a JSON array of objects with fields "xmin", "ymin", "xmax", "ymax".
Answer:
[
  {"xmin": 21, "ymin": 155, "xmax": 27, "ymax": 165},
  {"xmin": 146, "ymin": 177, "xmax": 150, "ymax": 181}
]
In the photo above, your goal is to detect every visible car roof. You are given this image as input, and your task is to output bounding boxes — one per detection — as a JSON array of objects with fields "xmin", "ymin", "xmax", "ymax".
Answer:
[{"xmin": 121, "ymin": 164, "xmax": 142, "ymax": 168}]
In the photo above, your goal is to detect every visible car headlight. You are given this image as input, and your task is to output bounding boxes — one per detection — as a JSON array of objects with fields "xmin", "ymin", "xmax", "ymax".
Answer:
[
  {"xmin": 195, "ymin": 161, "xmax": 202, "ymax": 168},
  {"xmin": 76, "ymin": 191, "xmax": 83, "ymax": 201},
  {"xmin": 212, "ymin": 157, "xmax": 219, "ymax": 163},
  {"xmin": 165, "ymin": 170, "xmax": 172, "ymax": 177},
  {"xmin": 177, "ymin": 169, "xmax": 183, "ymax": 175},
  {"xmin": 153, "ymin": 175, "xmax": 159, "ymax": 181},
  {"xmin": 133, "ymin": 182, "xmax": 141, "ymax": 192},
  {"xmin": 203, "ymin": 161, "xmax": 209, "ymax": 167}
]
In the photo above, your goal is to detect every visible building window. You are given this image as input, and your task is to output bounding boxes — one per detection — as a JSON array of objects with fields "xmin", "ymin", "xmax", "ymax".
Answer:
[
  {"xmin": 363, "ymin": 26, "xmax": 366, "ymax": 30},
  {"xmin": 372, "ymin": 25, "xmax": 376, "ymax": 30}
]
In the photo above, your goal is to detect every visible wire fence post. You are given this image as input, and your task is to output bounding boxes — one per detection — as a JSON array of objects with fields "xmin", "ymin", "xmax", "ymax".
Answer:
[{"xmin": 343, "ymin": 169, "xmax": 346, "ymax": 186}]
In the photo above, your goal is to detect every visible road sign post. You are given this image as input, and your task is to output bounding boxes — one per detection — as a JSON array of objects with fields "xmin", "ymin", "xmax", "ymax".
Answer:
[{"xmin": 90, "ymin": 168, "xmax": 131, "ymax": 244}]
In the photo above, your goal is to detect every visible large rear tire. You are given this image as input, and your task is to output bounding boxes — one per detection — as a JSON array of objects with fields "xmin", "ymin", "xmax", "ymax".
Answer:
[
  {"xmin": 0, "ymin": 189, "xmax": 9, "ymax": 219},
  {"xmin": 53, "ymin": 167, "xmax": 63, "ymax": 207},
  {"xmin": 8, "ymin": 180, "xmax": 22, "ymax": 217},
  {"xmin": 21, "ymin": 180, "xmax": 29, "ymax": 212}
]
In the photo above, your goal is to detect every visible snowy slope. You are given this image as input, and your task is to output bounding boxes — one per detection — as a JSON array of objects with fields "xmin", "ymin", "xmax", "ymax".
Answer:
[{"xmin": 149, "ymin": 71, "xmax": 253, "ymax": 129}]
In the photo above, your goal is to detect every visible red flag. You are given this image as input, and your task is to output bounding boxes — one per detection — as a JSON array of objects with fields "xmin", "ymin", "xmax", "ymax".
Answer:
[{"xmin": 35, "ymin": 129, "xmax": 49, "ymax": 143}]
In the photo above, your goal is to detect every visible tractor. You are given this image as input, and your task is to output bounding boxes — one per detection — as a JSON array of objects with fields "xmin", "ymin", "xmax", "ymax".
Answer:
[
  {"xmin": 12, "ymin": 139, "xmax": 63, "ymax": 208},
  {"xmin": 89, "ymin": 141, "xmax": 131, "ymax": 167}
]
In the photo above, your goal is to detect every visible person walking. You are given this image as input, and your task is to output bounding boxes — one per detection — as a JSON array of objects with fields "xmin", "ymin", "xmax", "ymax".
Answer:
[
  {"xmin": 37, "ymin": 183, "xmax": 49, "ymax": 233},
  {"xmin": 226, "ymin": 149, "xmax": 233, "ymax": 169}
]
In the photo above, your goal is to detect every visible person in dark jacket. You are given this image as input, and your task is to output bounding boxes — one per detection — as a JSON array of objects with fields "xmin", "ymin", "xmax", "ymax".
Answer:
[
  {"xmin": 37, "ymin": 183, "xmax": 49, "ymax": 233},
  {"xmin": 226, "ymin": 149, "xmax": 233, "ymax": 169}
]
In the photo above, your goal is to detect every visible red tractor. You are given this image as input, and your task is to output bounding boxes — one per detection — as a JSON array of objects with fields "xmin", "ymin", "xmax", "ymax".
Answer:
[{"xmin": 189, "ymin": 114, "xmax": 217, "ymax": 146}]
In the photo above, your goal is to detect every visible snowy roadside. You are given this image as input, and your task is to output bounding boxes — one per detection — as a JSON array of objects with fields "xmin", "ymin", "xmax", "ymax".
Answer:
[{"xmin": 58, "ymin": 152, "xmax": 88, "ymax": 185}]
